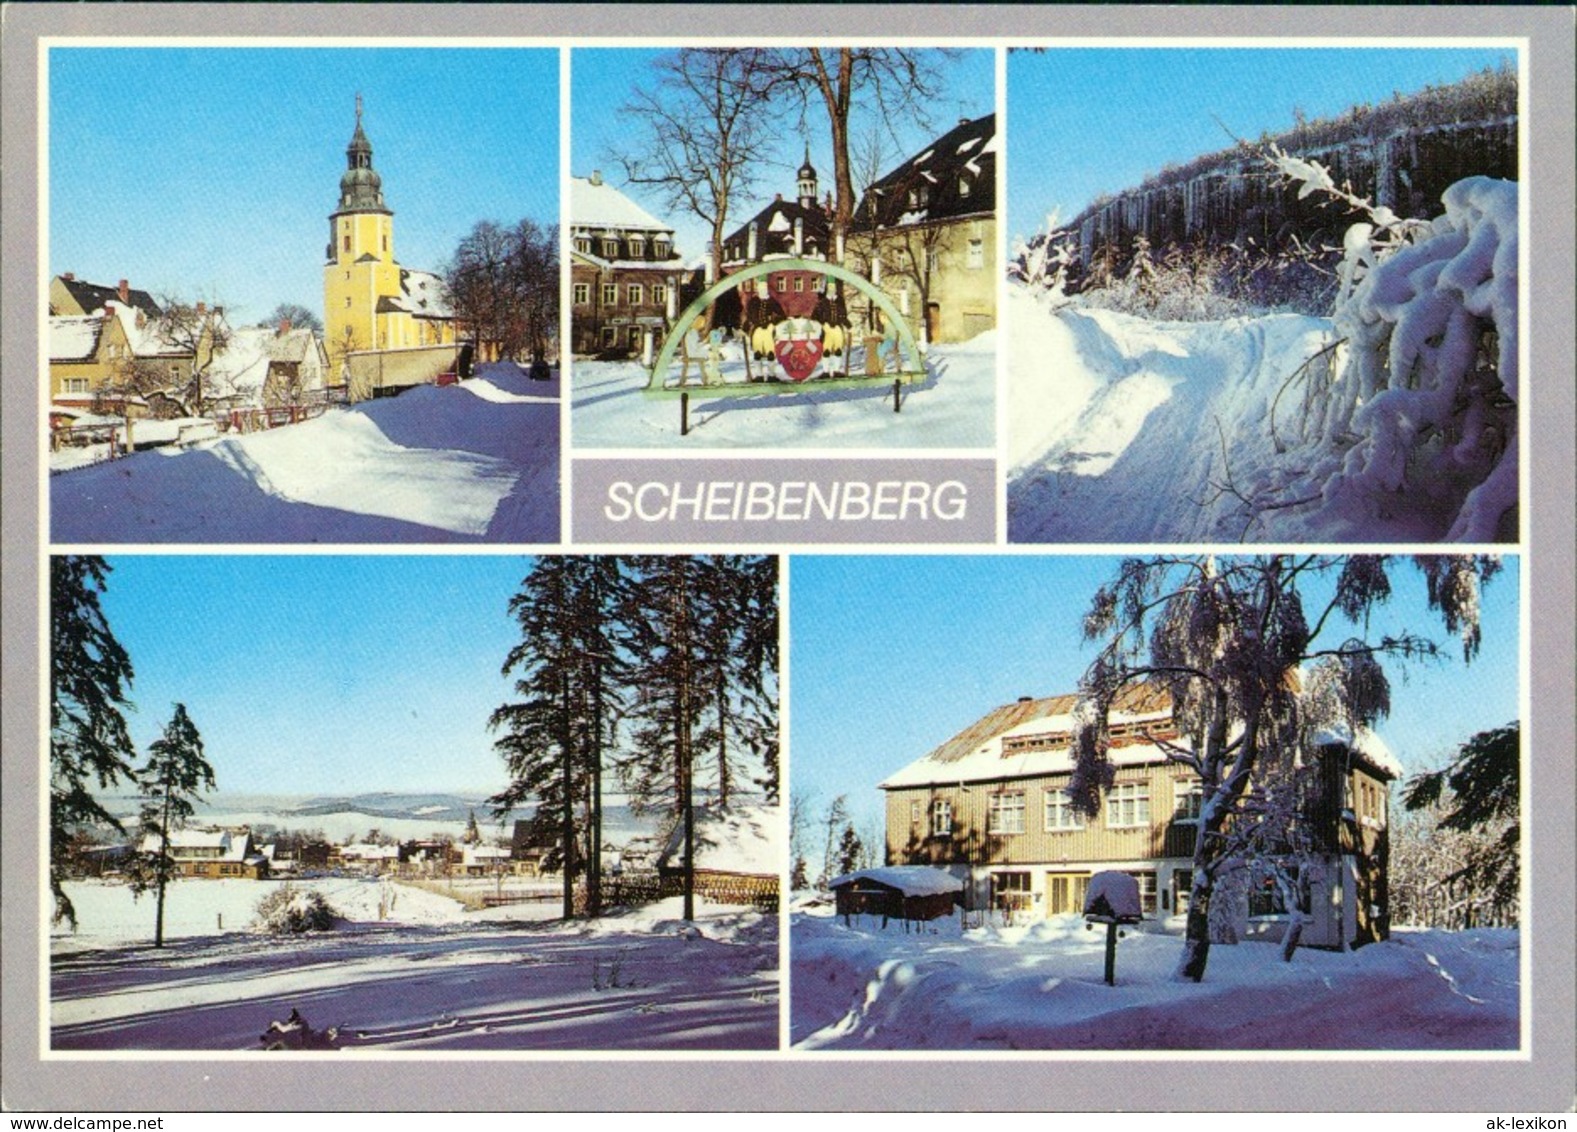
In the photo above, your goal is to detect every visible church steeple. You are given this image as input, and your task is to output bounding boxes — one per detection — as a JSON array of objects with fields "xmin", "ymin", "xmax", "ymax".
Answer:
[
  {"xmin": 336, "ymin": 93, "xmax": 389, "ymax": 214},
  {"xmin": 797, "ymin": 142, "xmax": 818, "ymax": 209}
]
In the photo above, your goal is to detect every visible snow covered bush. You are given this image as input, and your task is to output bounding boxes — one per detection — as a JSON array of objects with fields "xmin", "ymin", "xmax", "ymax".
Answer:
[
  {"xmin": 254, "ymin": 886, "xmax": 340, "ymax": 934},
  {"xmin": 1275, "ymin": 165, "xmax": 1518, "ymax": 541}
]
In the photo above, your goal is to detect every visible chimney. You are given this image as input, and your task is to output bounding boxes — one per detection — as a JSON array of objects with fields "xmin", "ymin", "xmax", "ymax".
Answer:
[
  {"xmin": 959, "ymin": 116, "xmax": 970, "ymax": 127},
  {"xmin": 118, "ymin": 279, "xmax": 129, "ymax": 303},
  {"xmin": 278, "ymin": 318, "xmax": 292, "ymax": 337},
  {"xmin": 62, "ymin": 272, "xmax": 75, "ymax": 281},
  {"xmin": 196, "ymin": 301, "xmax": 206, "ymax": 314},
  {"xmin": 774, "ymin": 192, "xmax": 782, "ymax": 202},
  {"xmin": 589, "ymin": 170, "xmax": 602, "ymax": 186},
  {"xmin": 1017, "ymin": 695, "xmax": 1033, "ymax": 703}
]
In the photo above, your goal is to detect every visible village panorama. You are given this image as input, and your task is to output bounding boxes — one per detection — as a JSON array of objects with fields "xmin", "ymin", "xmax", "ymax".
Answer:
[
  {"xmin": 49, "ymin": 555, "xmax": 781, "ymax": 1052},
  {"xmin": 49, "ymin": 62, "xmax": 561, "ymax": 543}
]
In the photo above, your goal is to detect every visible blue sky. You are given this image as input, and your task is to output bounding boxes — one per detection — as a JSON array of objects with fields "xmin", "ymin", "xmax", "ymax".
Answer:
[
  {"xmin": 571, "ymin": 47, "xmax": 995, "ymax": 264},
  {"xmin": 1006, "ymin": 46, "xmax": 1516, "ymax": 243},
  {"xmin": 49, "ymin": 47, "xmax": 558, "ymax": 326},
  {"xmin": 788, "ymin": 554, "xmax": 1523, "ymax": 835},
  {"xmin": 95, "ymin": 555, "xmax": 534, "ymax": 796}
]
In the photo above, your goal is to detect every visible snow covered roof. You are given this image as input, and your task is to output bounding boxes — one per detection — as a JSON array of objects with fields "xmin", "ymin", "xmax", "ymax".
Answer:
[
  {"xmin": 852, "ymin": 113, "xmax": 996, "ymax": 233},
  {"xmin": 658, "ymin": 802, "xmax": 780, "ymax": 877},
  {"xmin": 881, "ymin": 685, "xmax": 1173, "ymax": 790},
  {"xmin": 49, "ymin": 315, "xmax": 104, "ymax": 361},
  {"xmin": 571, "ymin": 175, "xmax": 675, "ymax": 234},
  {"xmin": 1314, "ymin": 722, "xmax": 1402, "ymax": 780},
  {"xmin": 204, "ymin": 327, "xmax": 273, "ymax": 399},
  {"xmin": 883, "ymin": 683, "xmax": 1400, "ymax": 789},
  {"xmin": 828, "ymin": 866, "xmax": 963, "ymax": 898},
  {"xmin": 107, "ymin": 302, "xmax": 192, "ymax": 359},
  {"xmin": 463, "ymin": 845, "xmax": 512, "ymax": 866},
  {"xmin": 378, "ymin": 269, "xmax": 452, "ymax": 319},
  {"xmin": 721, "ymin": 195, "xmax": 831, "ymax": 263}
]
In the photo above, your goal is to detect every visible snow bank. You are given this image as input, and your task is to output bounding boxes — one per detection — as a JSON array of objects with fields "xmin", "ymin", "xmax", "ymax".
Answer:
[
  {"xmin": 51, "ymin": 362, "xmax": 559, "ymax": 543},
  {"xmin": 791, "ymin": 912, "xmax": 1518, "ymax": 1050},
  {"xmin": 1007, "ymin": 176, "xmax": 1519, "ymax": 544}
]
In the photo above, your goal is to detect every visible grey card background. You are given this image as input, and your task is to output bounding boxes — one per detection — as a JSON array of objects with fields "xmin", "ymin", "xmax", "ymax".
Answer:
[{"xmin": 4, "ymin": 3, "xmax": 1572, "ymax": 1113}]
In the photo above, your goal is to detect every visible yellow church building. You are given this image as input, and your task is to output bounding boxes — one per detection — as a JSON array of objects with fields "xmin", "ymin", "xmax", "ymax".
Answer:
[{"xmin": 324, "ymin": 98, "xmax": 457, "ymax": 400}]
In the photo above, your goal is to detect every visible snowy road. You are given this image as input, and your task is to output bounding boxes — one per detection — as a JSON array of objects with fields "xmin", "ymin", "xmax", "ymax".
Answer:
[{"xmin": 1006, "ymin": 287, "xmax": 1338, "ymax": 543}]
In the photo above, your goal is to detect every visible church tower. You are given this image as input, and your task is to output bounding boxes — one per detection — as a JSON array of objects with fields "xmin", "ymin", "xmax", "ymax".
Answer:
[
  {"xmin": 796, "ymin": 143, "xmax": 819, "ymax": 210},
  {"xmin": 324, "ymin": 95, "xmax": 399, "ymax": 367}
]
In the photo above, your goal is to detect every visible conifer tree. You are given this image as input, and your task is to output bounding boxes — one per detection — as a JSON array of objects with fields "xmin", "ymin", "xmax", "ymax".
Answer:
[
  {"xmin": 49, "ymin": 556, "xmax": 137, "ymax": 930},
  {"xmin": 620, "ymin": 556, "xmax": 708, "ymax": 921},
  {"xmin": 490, "ymin": 557, "xmax": 627, "ymax": 919},
  {"xmin": 130, "ymin": 704, "xmax": 215, "ymax": 948},
  {"xmin": 1073, "ymin": 553, "xmax": 1500, "ymax": 982}
]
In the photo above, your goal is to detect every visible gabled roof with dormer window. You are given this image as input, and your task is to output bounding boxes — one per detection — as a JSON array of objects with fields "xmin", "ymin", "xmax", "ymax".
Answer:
[{"xmin": 851, "ymin": 113, "xmax": 996, "ymax": 233}]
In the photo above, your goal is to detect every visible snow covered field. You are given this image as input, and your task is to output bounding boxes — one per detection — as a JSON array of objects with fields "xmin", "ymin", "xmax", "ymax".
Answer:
[
  {"xmin": 791, "ymin": 908, "xmax": 1519, "ymax": 1051},
  {"xmin": 51, "ymin": 880, "xmax": 778, "ymax": 1051},
  {"xmin": 571, "ymin": 334, "xmax": 995, "ymax": 449},
  {"xmin": 50, "ymin": 363, "xmax": 560, "ymax": 543}
]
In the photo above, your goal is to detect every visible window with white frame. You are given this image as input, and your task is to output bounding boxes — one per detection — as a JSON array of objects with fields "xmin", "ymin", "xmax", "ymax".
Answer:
[
  {"xmin": 601, "ymin": 283, "xmax": 618, "ymax": 306},
  {"xmin": 1106, "ymin": 781, "xmax": 1151, "ymax": 828},
  {"xmin": 1174, "ymin": 779, "xmax": 1204, "ymax": 822},
  {"xmin": 628, "ymin": 235, "xmax": 645, "ymax": 258},
  {"xmin": 652, "ymin": 283, "xmax": 667, "ymax": 306},
  {"xmin": 63, "ymin": 377, "xmax": 90, "ymax": 394},
  {"xmin": 910, "ymin": 799, "xmax": 921, "ymax": 828},
  {"xmin": 968, "ymin": 239, "xmax": 984, "ymax": 269},
  {"xmin": 930, "ymin": 798, "xmax": 953, "ymax": 837},
  {"xmin": 1127, "ymin": 870, "xmax": 1158, "ymax": 916},
  {"xmin": 627, "ymin": 283, "xmax": 644, "ymax": 305},
  {"xmin": 1044, "ymin": 787, "xmax": 1084, "ymax": 831},
  {"xmin": 602, "ymin": 238, "xmax": 619, "ymax": 258},
  {"xmin": 988, "ymin": 791, "xmax": 1025, "ymax": 835},
  {"xmin": 574, "ymin": 237, "xmax": 591, "ymax": 255},
  {"xmin": 654, "ymin": 239, "xmax": 670, "ymax": 259},
  {"xmin": 573, "ymin": 283, "xmax": 590, "ymax": 306}
]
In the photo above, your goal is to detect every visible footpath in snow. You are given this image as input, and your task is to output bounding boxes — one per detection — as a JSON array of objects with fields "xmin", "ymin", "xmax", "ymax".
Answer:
[
  {"xmin": 1006, "ymin": 286, "xmax": 1345, "ymax": 543},
  {"xmin": 51, "ymin": 882, "xmax": 778, "ymax": 1051},
  {"xmin": 50, "ymin": 363, "xmax": 560, "ymax": 543},
  {"xmin": 571, "ymin": 334, "xmax": 996, "ymax": 449},
  {"xmin": 791, "ymin": 909, "xmax": 1518, "ymax": 1051}
]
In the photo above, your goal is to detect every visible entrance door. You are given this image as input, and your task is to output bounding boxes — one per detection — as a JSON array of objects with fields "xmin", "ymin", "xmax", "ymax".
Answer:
[
  {"xmin": 925, "ymin": 302, "xmax": 941, "ymax": 343},
  {"xmin": 1045, "ymin": 871, "xmax": 1090, "ymax": 916}
]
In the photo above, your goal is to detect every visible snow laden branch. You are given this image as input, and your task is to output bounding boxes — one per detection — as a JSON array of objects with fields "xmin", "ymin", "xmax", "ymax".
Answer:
[
  {"xmin": 1070, "ymin": 554, "xmax": 1501, "ymax": 983},
  {"xmin": 1266, "ymin": 149, "xmax": 1519, "ymax": 542}
]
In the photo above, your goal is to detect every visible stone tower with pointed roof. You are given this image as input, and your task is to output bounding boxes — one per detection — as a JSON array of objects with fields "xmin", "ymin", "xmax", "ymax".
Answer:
[{"xmin": 322, "ymin": 97, "xmax": 454, "ymax": 389}]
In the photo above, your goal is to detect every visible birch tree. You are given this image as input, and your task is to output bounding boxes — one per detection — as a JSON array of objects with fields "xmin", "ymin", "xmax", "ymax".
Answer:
[{"xmin": 1072, "ymin": 553, "xmax": 1501, "ymax": 981}]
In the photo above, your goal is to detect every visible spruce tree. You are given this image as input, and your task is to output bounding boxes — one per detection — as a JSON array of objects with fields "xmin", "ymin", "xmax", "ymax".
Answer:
[
  {"xmin": 619, "ymin": 556, "xmax": 708, "ymax": 920},
  {"xmin": 49, "ymin": 556, "xmax": 137, "ymax": 929},
  {"xmin": 130, "ymin": 704, "xmax": 215, "ymax": 948},
  {"xmin": 490, "ymin": 557, "xmax": 627, "ymax": 919}
]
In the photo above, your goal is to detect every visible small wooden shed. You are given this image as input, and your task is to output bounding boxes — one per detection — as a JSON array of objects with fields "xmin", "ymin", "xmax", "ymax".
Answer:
[{"xmin": 829, "ymin": 866, "xmax": 964, "ymax": 927}]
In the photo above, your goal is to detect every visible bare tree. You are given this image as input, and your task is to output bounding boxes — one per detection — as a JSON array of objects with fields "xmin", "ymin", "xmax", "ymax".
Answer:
[
  {"xmin": 151, "ymin": 296, "xmax": 232, "ymax": 416},
  {"xmin": 611, "ymin": 48, "xmax": 782, "ymax": 284},
  {"xmin": 761, "ymin": 49, "xmax": 952, "ymax": 243},
  {"xmin": 260, "ymin": 303, "xmax": 323, "ymax": 333},
  {"xmin": 445, "ymin": 218, "xmax": 559, "ymax": 364}
]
